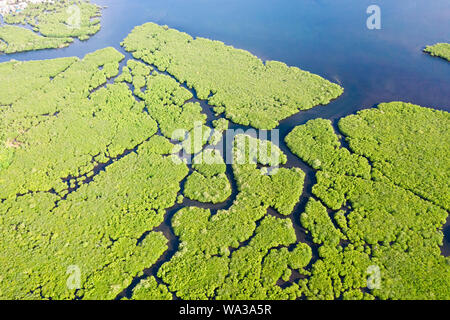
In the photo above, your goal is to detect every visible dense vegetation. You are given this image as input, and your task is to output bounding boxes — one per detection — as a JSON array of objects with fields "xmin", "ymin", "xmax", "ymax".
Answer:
[
  {"xmin": 210, "ymin": 118, "xmax": 229, "ymax": 145},
  {"xmin": 158, "ymin": 135, "xmax": 306, "ymax": 299},
  {"xmin": 0, "ymin": 0, "xmax": 102, "ymax": 54},
  {"xmin": 121, "ymin": 23, "xmax": 343, "ymax": 129},
  {"xmin": 424, "ymin": 43, "xmax": 450, "ymax": 61},
  {"xmin": 0, "ymin": 21, "xmax": 448, "ymax": 300},
  {"xmin": 184, "ymin": 150, "xmax": 232, "ymax": 203},
  {"xmin": 0, "ymin": 48, "xmax": 189, "ymax": 299},
  {"xmin": 286, "ymin": 102, "xmax": 450, "ymax": 299},
  {"xmin": 338, "ymin": 102, "xmax": 450, "ymax": 210},
  {"xmin": 129, "ymin": 277, "xmax": 172, "ymax": 300},
  {"xmin": 0, "ymin": 25, "xmax": 72, "ymax": 53},
  {"xmin": 116, "ymin": 59, "xmax": 208, "ymax": 143},
  {"xmin": 0, "ymin": 47, "xmax": 146, "ymax": 198}
]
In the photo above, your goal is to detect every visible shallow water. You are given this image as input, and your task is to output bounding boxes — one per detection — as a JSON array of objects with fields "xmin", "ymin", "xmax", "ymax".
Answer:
[{"xmin": 0, "ymin": 0, "xmax": 449, "ymax": 285}]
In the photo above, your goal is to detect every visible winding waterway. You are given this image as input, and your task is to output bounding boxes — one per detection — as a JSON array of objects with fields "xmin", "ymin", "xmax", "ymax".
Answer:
[{"xmin": 1, "ymin": 0, "xmax": 449, "ymax": 297}]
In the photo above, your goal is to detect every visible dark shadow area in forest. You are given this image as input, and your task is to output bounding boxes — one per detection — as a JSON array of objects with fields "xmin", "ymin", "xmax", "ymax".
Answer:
[{"xmin": 441, "ymin": 215, "xmax": 450, "ymax": 257}]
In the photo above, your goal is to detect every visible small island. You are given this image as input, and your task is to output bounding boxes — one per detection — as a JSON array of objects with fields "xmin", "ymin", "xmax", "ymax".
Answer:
[
  {"xmin": 424, "ymin": 43, "xmax": 450, "ymax": 62},
  {"xmin": 0, "ymin": 18, "xmax": 448, "ymax": 301}
]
